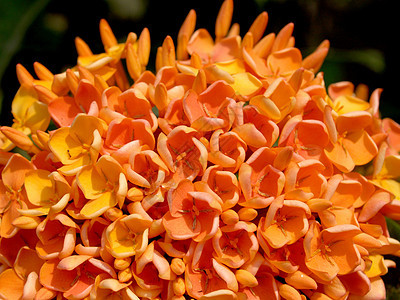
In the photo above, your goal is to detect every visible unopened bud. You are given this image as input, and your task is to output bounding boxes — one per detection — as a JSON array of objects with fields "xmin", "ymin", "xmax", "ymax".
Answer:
[
  {"xmin": 118, "ymin": 267, "xmax": 133, "ymax": 283},
  {"xmin": 221, "ymin": 209, "xmax": 239, "ymax": 225},
  {"xmin": 0, "ymin": 126, "xmax": 39, "ymax": 153},
  {"xmin": 235, "ymin": 269, "xmax": 258, "ymax": 287},
  {"xmin": 278, "ymin": 283, "xmax": 301, "ymax": 300},
  {"xmin": 12, "ymin": 216, "xmax": 41, "ymax": 229},
  {"xmin": 104, "ymin": 207, "xmax": 123, "ymax": 221},
  {"xmin": 173, "ymin": 277, "xmax": 186, "ymax": 296},
  {"xmin": 114, "ymin": 257, "xmax": 131, "ymax": 270},
  {"xmin": 238, "ymin": 208, "xmax": 258, "ymax": 221},
  {"xmin": 127, "ymin": 187, "xmax": 144, "ymax": 202},
  {"xmin": 171, "ymin": 258, "xmax": 186, "ymax": 276}
]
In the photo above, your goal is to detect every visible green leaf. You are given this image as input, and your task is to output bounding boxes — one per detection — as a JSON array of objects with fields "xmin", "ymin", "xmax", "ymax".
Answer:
[
  {"xmin": 11, "ymin": 147, "xmax": 31, "ymax": 160},
  {"xmin": 387, "ymin": 285, "xmax": 400, "ymax": 300},
  {"xmin": 386, "ymin": 217, "xmax": 400, "ymax": 242}
]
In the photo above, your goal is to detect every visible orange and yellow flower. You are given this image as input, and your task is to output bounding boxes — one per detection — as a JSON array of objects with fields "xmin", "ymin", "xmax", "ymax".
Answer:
[
  {"xmin": 48, "ymin": 114, "xmax": 107, "ymax": 175},
  {"xmin": 1, "ymin": 0, "xmax": 400, "ymax": 299},
  {"xmin": 76, "ymin": 155, "xmax": 127, "ymax": 218}
]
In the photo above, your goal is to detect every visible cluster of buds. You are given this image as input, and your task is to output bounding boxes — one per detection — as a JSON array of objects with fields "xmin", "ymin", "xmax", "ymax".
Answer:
[{"xmin": 1, "ymin": 0, "xmax": 400, "ymax": 299}]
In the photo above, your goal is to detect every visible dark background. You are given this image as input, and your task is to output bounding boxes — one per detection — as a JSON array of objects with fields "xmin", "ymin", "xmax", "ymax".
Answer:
[{"xmin": 0, "ymin": 0, "xmax": 397, "ymax": 125}]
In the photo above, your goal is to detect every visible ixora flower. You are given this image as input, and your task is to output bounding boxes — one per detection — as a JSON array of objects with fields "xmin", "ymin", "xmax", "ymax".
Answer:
[{"xmin": 0, "ymin": 0, "xmax": 399, "ymax": 299}]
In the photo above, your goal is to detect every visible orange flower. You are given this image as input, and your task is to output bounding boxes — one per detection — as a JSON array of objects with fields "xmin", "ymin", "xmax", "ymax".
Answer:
[
  {"xmin": 382, "ymin": 118, "xmax": 400, "ymax": 155},
  {"xmin": 90, "ymin": 275, "xmax": 139, "ymax": 300},
  {"xmin": 35, "ymin": 213, "xmax": 79, "ymax": 260},
  {"xmin": 125, "ymin": 149, "xmax": 169, "ymax": 194},
  {"xmin": 131, "ymin": 242, "xmax": 175, "ymax": 296},
  {"xmin": 1, "ymin": 78, "xmax": 51, "ymax": 151},
  {"xmin": 0, "ymin": 154, "xmax": 33, "ymax": 238},
  {"xmin": 158, "ymin": 98, "xmax": 191, "ymax": 134},
  {"xmin": 304, "ymin": 221, "xmax": 361, "ymax": 281},
  {"xmin": 77, "ymin": 217, "xmax": 110, "ymax": 257},
  {"xmin": 370, "ymin": 154, "xmax": 400, "ymax": 201},
  {"xmin": 239, "ymin": 253, "xmax": 280, "ymax": 300},
  {"xmin": 157, "ymin": 233, "xmax": 192, "ymax": 259},
  {"xmin": 48, "ymin": 79, "xmax": 102, "ymax": 127},
  {"xmin": 207, "ymin": 129, "xmax": 247, "ymax": 173},
  {"xmin": 339, "ymin": 271, "xmax": 383, "ymax": 299},
  {"xmin": 319, "ymin": 206, "xmax": 358, "ymax": 228},
  {"xmin": 47, "ymin": 95, "xmax": 84, "ymax": 128},
  {"xmin": 185, "ymin": 239, "xmax": 238, "ymax": 299},
  {"xmin": 232, "ymin": 105, "xmax": 279, "ymax": 150},
  {"xmin": 258, "ymin": 236, "xmax": 306, "ymax": 274},
  {"xmin": 1, "ymin": 1, "xmax": 400, "ymax": 299},
  {"xmin": 40, "ymin": 255, "xmax": 116, "ymax": 299},
  {"xmin": 117, "ymin": 88, "xmax": 158, "ymax": 132},
  {"xmin": 2, "ymin": 246, "xmax": 45, "ymax": 299},
  {"xmin": 358, "ymin": 188, "xmax": 393, "ymax": 223},
  {"xmin": 258, "ymin": 196, "xmax": 311, "ymax": 249},
  {"xmin": 249, "ymin": 77, "xmax": 297, "ymax": 123},
  {"xmin": 0, "ymin": 269, "xmax": 26, "ymax": 299},
  {"xmin": 212, "ymin": 221, "xmax": 259, "ymax": 268},
  {"xmin": 279, "ymin": 117, "xmax": 334, "ymax": 176},
  {"xmin": 163, "ymin": 179, "xmax": 222, "ymax": 242},
  {"xmin": 183, "ymin": 81, "xmax": 236, "ymax": 132},
  {"xmin": 0, "ymin": 229, "xmax": 38, "ymax": 267},
  {"xmin": 328, "ymin": 81, "xmax": 371, "ymax": 115},
  {"xmin": 157, "ymin": 125, "xmax": 208, "ymax": 184},
  {"xmin": 184, "ymin": 0, "xmax": 241, "ymax": 64},
  {"xmin": 238, "ymin": 147, "xmax": 286, "ymax": 208},
  {"xmin": 324, "ymin": 111, "xmax": 378, "ymax": 173},
  {"xmin": 201, "ymin": 165, "xmax": 240, "ymax": 211},
  {"xmin": 284, "ymin": 159, "xmax": 327, "ymax": 200},
  {"xmin": 103, "ymin": 117, "xmax": 155, "ymax": 155}
]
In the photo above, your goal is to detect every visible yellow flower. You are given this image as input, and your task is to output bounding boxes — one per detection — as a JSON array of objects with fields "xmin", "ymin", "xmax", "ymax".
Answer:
[
  {"xmin": 19, "ymin": 169, "xmax": 71, "ymax": 217},
  {"xmin": 76, "ymin": 155, "xmax": 127, "ymax": 218},
  {"xmin": 105, "ymin": 213, "xmax": 151, "ymax": 259},
  {"xmin": 48, "ymin": 114, "xmax": 107, "ymax": 175}
]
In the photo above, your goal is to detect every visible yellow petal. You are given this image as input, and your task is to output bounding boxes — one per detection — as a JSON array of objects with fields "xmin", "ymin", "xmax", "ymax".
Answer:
[
  {"xmin": 230, "ymin": 73, "xmax": 262, "ymax": 96},
  {"xmin": 80, "ymin": 192, "xmax": 117, "ymax": 219},
  {"xmin": 215, "ymin": 59, "xmax": 246, "ymax": 74},
  {"xmin": 77, "ymin": 165, "xmax": 107, "ymax": 199},
  {"xmin": 249, "ymin": 95, "xmax": 281, "ymax": 121},
  {"xmin": 333, "ymin": 95, "xmax": 370, "ymax": 115},
  {"xmin": 24, "ymin": 170, "xmax": 53, "ymax": 206},
  {"xmin": 365, "ymin": 255, "xmax": 388, "ymax": 277}
]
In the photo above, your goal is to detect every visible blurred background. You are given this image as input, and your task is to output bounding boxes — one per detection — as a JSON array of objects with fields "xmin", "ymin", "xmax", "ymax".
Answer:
[
  {"xmin": 0, "ymin": 0, "xmax": 397, "ymax": 125},
  {"xmin": 0, "ymin": 0, "xmax": 399, "ymax": 296}
]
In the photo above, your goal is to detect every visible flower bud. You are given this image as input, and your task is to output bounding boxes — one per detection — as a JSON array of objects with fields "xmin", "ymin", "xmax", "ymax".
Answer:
[
  {"xmin": 173, "ymin": 277, "xmax": 186, "ymax": 296},
  {"xmin": 104, "ymin": 207, "xmax": 123, "ymax": 221},
  {"xmin": 221, "ymin": 209, "xmax": 239, "ymax": 225},
  {"xmin": 238, "ymin": 208, "xmax": 258, "ymax": 221},
  {"xmin": 171, "ymin": 258, "xmax": 185, "ymax": 276},
  {"xmin": 278, "ymin": 284, "xmax": 301, "ymax": 300},
  {"xmin": 114, "ymin": 257, "xmax": 131, "ymax": 270},
  {"xmin": 235, "ymin": 269, "xmax": 258, "ymax": 287},
  {"xmin": 118, "ymin": 267, "xmax": 133, "ymax": 282},
  {"xmin": 127, "ymin": 187, "xmax": 144, "ymax": 202}
]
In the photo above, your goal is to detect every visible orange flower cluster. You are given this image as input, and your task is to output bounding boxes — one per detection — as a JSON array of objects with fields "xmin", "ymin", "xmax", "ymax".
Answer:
[{"xmin": 1, "ymin": 1, "xmax": 400, "ymax": 299}]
